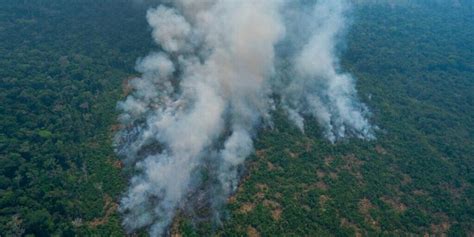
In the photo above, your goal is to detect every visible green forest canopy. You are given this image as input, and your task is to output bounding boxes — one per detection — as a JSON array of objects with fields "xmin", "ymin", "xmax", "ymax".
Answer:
[{"xmin": 0, "ymin": 0, "xmax": 472, "ymax": 236}]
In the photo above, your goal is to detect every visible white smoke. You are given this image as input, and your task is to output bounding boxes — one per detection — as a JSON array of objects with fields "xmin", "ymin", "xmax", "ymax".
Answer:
[
  {"xmin": 115, "ymin": 0, "xmax": 374, "ymax": 236},
  {"xmin": 147, "ymin": 6, "xmax": 191, "ymax": 53},
  {"xmin": 279, "ymin": 0, "xmax": 374, "ymax": 142}
]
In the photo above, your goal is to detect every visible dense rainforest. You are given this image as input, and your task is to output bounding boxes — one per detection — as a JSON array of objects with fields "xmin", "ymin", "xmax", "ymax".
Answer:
[
  {"xmin": 0, "ymin": 0, "xmax": 473, "ymax": 236},
  {"xmin": 0, "ymin": 1, "xmax": 151, "ymax": 235}
]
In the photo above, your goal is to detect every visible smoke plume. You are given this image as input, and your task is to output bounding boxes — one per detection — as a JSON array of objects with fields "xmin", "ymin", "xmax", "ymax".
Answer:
[{"xmin": 115, "ymin": 0, "xmax": 374, "ymax": 235}]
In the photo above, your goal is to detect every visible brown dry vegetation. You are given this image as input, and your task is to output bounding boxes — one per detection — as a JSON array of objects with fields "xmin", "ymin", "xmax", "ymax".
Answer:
[
  {"xmin": 247, "ymin": 226, "xmax": 260, "ymax": 237},
  {"xmin": 380, "ymin": 196, "xmax": 407, "ymax": 213},
  {"xmin": 88, "ymin": 195, "xmax": 118, "ymax": 228},
  {"xmin": 239, "ymin": 203, "xmax": 255, "ymax": 214},
  {"xmin": 263, "ymin": 200, "xmax": 282, "ymax": 221}
]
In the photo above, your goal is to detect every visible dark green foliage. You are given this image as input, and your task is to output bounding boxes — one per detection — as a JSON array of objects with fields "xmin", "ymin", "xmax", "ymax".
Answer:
[
  {"xmin": 190, "ymin": 3, "xmax": 474, "ymax": 237},
  {"xmin": 0, "ymin": 0, "xmax": 473, "ymax": 236},
  {"xmin": 0, "ymin": 0, "xmax": 153, "ymax": 235}
]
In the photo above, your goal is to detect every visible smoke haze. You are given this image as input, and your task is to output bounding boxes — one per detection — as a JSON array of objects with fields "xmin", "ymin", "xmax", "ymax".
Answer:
[{"xmin": 115, "ymin": 0, "xmax": 374, "ymax": 235}]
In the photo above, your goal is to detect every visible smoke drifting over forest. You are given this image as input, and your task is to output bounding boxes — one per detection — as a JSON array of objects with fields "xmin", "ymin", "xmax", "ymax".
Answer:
[{"xmin": 115, "ymin": 0, "xmax": 374, "ymax": 235}]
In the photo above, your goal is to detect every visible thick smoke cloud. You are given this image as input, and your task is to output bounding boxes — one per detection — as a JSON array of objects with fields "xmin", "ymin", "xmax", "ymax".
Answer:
[
  {"xmin": 278, "ymin": 0, "xmax": 374, "ymax": 142},
  {"xmin": 115, "ymin": 0, "xmax": 374, "ymax": 235}
]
